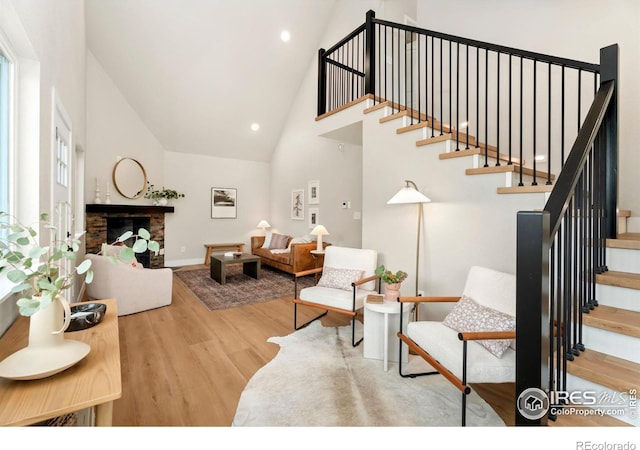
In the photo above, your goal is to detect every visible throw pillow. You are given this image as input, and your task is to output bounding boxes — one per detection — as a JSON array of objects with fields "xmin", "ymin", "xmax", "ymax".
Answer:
[
  {"xmin": 442, "ymin": 295, "xmax": 515, "ymax": 358},
  {"xmin": 317, "ymin": 267, "xmax": 364, "ymax": 291},
  {"xmin": 269, "ymin": 233, "xmax": 291, "ymax": 250},
  {"xmin": 261, "ymin": 232, "xmax": 273, "ymax": 249}
]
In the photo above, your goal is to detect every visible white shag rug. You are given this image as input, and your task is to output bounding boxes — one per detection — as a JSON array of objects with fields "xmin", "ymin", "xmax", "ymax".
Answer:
[{"xmin": 232, "ymin": 321, "xmax": 506, "ymax": 427}]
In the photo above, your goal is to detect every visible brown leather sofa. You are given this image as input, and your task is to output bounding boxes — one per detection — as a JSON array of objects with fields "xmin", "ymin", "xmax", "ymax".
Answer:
[{"xmin": 250, "ymin": 236, "xmax": 327, "ymax": 275}]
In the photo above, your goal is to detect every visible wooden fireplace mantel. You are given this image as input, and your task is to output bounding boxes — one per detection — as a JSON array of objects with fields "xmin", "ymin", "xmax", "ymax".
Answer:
[{"xmin": 85, "ymin": 204, "xmax": 174, "ymax": 214}]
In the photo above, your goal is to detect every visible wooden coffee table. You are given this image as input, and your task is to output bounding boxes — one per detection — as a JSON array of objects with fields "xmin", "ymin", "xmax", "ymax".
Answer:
[{"xmin": 209, "ymin": 253, "xmax": 261, "ymax": 284}]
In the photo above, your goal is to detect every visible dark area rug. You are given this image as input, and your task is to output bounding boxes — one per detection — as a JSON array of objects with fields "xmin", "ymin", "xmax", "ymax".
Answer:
[{"xmin": 175, "ymin": 265, "xmax": 316, "ymax": 311}]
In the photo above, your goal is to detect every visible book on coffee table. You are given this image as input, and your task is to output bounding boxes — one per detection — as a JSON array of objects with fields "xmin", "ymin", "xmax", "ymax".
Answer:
[{"xmin": 366, "ymin": 294, "xmax": 384, "ymax": 304}]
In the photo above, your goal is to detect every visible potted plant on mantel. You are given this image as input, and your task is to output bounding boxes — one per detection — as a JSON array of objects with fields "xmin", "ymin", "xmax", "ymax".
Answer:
[
  {"xmin": 144, "ymin": 181, "xmax": 185, "ymax": 206},
  {"xmin": 0, "ymin": 211, "xmax": 159, "ymax": 380},
  {"xmin": 375, "ymin": 265, "xmax": 408, "ymax": 301}
]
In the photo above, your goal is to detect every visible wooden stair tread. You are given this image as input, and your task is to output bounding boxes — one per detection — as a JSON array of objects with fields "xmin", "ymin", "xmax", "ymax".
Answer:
[
  {"xmin": 363, "ymin": 100, "xmax": 392, "ymax": 114},
  {"xmin": 379, "ymin": 108, "xmax": 428, "ymax": 124},
  {"xmin": 618, "ymin": 210, "xmax": 631, "ymax": 218},
  {"xmin": 417, "ymin": 134, "xmax": 453, "ymax": 146},
  {"xmin": 497, "ymin": 185, "xmax": 554, "ymax": 194},
  {"xmin": 438, "ymin": 147, "xmax": 523, "ymax": 165},
  {"xmin": 396, "ymin": 120, "xmax": 433, "ymax": 134},
  {"xmin": 597, "ymin": 270, "xmax": 640, "ymax": 290},
  {"xmin": 583, "ymin": 304, "xmax": 640, "ymax": 338},
  {"xmin": 465, "ymin": 165, "xmax": 555, "ymax": 180},
  {"xmin": 607, "ymin": 237, "xmax": 640, "ymax": 250},
  {"xmin": 315, "ymin": 94, "xmax": 375, "ymax": 121},
  {"xmin": 618, "ymin": 232, "xmax": 640, "ymax": 239},
  {"xmin": 566, "ymin": 348, "xmax": 640, "ymax": 393}
]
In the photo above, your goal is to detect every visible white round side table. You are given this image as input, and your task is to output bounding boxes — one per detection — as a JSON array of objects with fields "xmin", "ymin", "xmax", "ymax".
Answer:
[{"xmin": 363, "ymin": 300, "xmax": 414, "ymax": 371}]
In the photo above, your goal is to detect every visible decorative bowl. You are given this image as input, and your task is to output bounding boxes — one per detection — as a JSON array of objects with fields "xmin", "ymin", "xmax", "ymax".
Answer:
[
  {"xmin": 233, "ymin": 252, "xmax": 243, "ymax": 258},
  {"xmin": 65, "ymin": 303, "xmax": 107, "ymax": 332}
]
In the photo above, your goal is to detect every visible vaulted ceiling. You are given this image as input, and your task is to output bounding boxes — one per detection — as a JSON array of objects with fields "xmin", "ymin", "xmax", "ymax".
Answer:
[{"xmin": 85, "ymin": 0, "xmax": 337, "ymax": 162}]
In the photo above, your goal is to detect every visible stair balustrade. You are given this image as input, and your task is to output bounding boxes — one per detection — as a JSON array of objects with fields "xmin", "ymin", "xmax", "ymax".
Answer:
[
  {"xmin": 318, "ymin": 10, "xmax": 600, "ymax": 187},
  {"xmin": 318, "ymin": 10, "xmax": 619, "ymax": 426}
]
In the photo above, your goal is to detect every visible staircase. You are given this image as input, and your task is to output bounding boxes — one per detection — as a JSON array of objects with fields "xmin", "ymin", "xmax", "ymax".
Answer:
[
  {"xmin": 318, "ymin": 94, "xmax": 638, "ymax": 426},
  {"xmin": 558, "ymin": 225, "xmax": 640, "ymax": 426},
  {"xmin": 318, "ymin": 10, "xmax": 631, "ymax": 426}
]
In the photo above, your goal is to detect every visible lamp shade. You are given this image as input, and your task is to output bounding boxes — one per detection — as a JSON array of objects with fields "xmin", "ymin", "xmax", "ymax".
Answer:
[
  {"xmin": 310, "ymin": 225, "xmax": 328, "ymax": 252},
  {"xmin": 257, "ymin": 220, "xmax": 271, "ymax": 229},
  {"xmin": 310, "ymin": 225, "xmax": 329, "ymax": 236},
  {"xmin": 387, "ymin": 183, "xmax": 431, "ymax": 204}
]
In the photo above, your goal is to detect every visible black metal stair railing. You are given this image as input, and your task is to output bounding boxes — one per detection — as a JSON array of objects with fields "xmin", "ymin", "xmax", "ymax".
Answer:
[
  {"xmin": 515, "ymin": 44, "xmax": 617, "ymax": 425},
  {"xmin": 318, "ymin": 10, "xmax": 600, "ymax": 186},
  {"xmin": 318, "ymin": 11, "xmax": 619, "ymax": 427}
]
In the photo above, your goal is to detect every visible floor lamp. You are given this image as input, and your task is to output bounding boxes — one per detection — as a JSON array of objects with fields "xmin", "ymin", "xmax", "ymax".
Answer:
[{"xmin": 387, "ymin": 180, "xmax": 431, "ymax": 296}]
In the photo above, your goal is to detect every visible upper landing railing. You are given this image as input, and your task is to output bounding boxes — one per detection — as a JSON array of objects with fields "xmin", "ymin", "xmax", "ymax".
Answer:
[{"xmin": 318, "ymin": 10, "xmax": 602, "ymax": 187}]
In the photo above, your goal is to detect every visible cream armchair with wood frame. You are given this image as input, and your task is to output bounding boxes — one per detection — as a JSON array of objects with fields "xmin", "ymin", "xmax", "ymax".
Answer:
[
  {"xmin": 396, "ymin": 266, "xmax": 516, "ymax": 426},
  {"xmin": 293, "ymin": 246, "xmax": 380, "ymax": 347}
]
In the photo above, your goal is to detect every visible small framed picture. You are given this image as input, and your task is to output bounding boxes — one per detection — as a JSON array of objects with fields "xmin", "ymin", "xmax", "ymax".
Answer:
[
  {"xmin": 308, "ymin": 208, "xmax": 319, "ymax": 228},
  {"xmin": 291, "ymin": 189, "xmax": 304, "ymax": 220},
  {"xmin": 308, "ymin": 180, "xmax": 320, "ymax": 204},
  {"xmin": 211, "ymin": 188, "xmax": 237, "ymax": 219}
]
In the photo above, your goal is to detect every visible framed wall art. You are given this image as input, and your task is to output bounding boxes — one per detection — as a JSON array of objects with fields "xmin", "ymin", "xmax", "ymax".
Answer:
[
  {"xmin": 308, "ymin": 207, "xmax": 319, "ymax": 228},
  {"xmin": 308, "ymin": 180, "xmax": 320, "ymax": 204},
  {"xmin": 211, "ymin": 187, "xmax": 237, "ymax": 219},
  {"xmin": 291, "ymin": 189, "xmax": 304, "ymax": 220}
]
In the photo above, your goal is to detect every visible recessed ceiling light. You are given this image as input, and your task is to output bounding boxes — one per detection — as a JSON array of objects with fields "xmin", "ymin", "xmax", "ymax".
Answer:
[
  {"xmin": 251, "ymin": 123, "xmax": 260, "ymax": 131},
  {"xmin": 280, "ymin": 30, "xmax": 291, "ymax": 42}
]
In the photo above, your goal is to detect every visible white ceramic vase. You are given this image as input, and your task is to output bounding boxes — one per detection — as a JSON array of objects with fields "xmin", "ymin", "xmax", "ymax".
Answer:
[
  {"xmin": 28, "ymin": 295, "xmax": 71, "ymax": 347},
  {"xmin": 0, "ymin": 295, "xmax": 91, "ymax": 380}
]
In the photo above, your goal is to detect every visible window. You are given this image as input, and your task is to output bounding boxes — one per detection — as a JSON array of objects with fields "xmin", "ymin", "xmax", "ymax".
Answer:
[
  {"xmin": 0, "ymin": 47, "xmax": 12, "ymax": 300},
  {"xmin": 0, "ymin": 50, "xmax": 9, "ymax": 217}
]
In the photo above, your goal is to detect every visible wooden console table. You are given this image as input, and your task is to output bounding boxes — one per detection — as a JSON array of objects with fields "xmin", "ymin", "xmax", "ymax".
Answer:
[
  {"xmin": 0, "ymin": 298, "xmax": 121, "ymax": 426},
  {"xmin": 203, "ymin": 242, "xmax": 245, "ymax": 265}
]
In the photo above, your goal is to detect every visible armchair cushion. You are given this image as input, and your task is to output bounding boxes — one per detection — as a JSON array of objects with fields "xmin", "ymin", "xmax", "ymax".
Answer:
[
  {"xmin": 317, "ymin": 267, "xmax": 364, "ymax": 291},
  {"xmin": 443, "ymin": 295, "xmax": 515, "ymax": 358},
  {"xmin": 407, "ymin": 321, "xmax": 515, "ymax": 383}
]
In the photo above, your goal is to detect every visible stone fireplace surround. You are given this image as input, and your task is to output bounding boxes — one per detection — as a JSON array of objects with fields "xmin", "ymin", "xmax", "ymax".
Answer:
[{"xmin": 85, "ymin": 204, "xmax": 174, "ymax": 268}]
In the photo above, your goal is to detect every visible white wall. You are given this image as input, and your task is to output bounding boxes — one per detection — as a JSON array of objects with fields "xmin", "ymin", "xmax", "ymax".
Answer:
[
  {"xmin": 417, "ymin": 0, "xmax": 640, "ymax": 229},
  {"xmin": 163, "ymin": 151, "xmax": 270, "ymax": 266},
  {"xmin": 86, "ymin": 51, "xmax": 166, "ymax": 205},
  {"xmin": 269, "ymin": 0, "xmax": 389, "ymax": 248}
]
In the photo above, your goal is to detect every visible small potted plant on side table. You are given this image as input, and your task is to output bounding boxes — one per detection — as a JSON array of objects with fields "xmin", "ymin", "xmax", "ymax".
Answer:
[{"xmin": 375, "ymin": 265, "xmax": 408, "ymax": 301}]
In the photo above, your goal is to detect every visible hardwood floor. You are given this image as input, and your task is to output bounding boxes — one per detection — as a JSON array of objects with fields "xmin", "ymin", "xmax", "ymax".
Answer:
[
  {"xmin": 112, "ymin": 267, "xmax": 625, "ymax": 427},
  {"xmin": 114, "ymin": 266, "xmax": 350, "ymax": 426}
]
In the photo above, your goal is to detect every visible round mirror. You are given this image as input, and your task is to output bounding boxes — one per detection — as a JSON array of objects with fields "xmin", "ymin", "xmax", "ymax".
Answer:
[{"xmin": 112, "ymin": 158, "xmax": 147, "ymax": 199}]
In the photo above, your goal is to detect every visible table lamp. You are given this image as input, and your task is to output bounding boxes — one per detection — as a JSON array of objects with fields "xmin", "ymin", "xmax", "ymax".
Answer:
[
  {"xmin": 257, "ymin": 220, "xmax": 271, "ymax": 234},
  {"xmin": 310, "ymin": 225, "xmax": 329, "ymax": 252}
]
